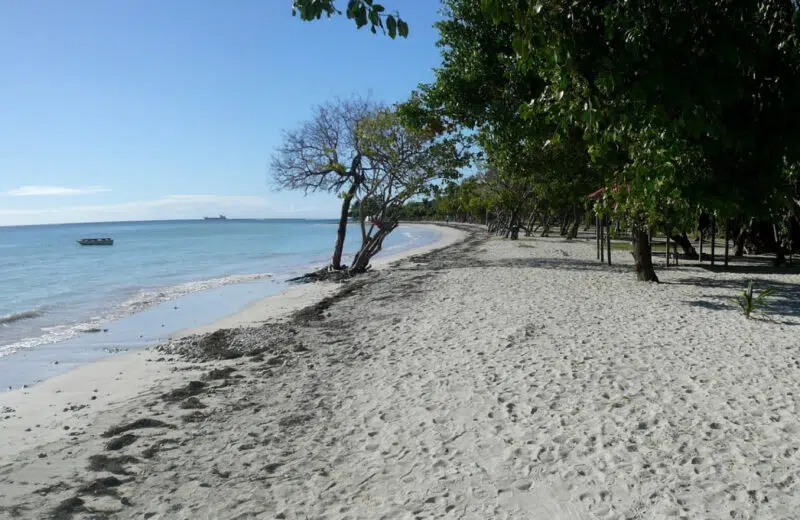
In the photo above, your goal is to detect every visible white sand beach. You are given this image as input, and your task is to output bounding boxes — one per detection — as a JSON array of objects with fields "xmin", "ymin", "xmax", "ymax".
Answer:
[{"xmin": 2, "ymin": 225, "xmax": 800, "ymax": 519}]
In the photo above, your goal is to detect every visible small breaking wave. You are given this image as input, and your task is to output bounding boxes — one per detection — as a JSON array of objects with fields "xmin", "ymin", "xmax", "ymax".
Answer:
[
  {"xmin": 0, "ymin": 309, "xmax": 43, "ymax": 326},
  {"xmin": 381, "ymin": 230, "xmax": 425, "ymax": 254},
  {"xmin": 0, "ymin": 273, "xmax": 273, "ymax": 358},
  {"xmin": 118, "ymin": 273, "xmax": 273, "ymax": 314}
]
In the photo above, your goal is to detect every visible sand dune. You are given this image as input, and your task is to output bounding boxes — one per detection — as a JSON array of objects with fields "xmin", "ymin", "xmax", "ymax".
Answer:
[{"xmin": 2, "ymin": 226, "xmax": 800, "ymax": 519}]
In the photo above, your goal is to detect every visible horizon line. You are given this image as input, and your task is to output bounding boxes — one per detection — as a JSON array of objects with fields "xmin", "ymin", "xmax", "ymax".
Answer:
[{"xmin": 0, "ymin": 217, "xmax": 341, "ymax": 229}]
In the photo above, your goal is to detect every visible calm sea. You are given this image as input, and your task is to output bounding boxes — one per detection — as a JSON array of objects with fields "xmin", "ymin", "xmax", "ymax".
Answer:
[{"xmin": 0, "ymin": 219, "xmax": 438, "ymax": 359}]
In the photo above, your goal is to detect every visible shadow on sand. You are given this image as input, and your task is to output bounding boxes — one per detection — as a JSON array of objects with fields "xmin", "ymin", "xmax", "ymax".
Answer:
[{"xmin": 403, "ymin": 233, "xmax": 800, "ymax": 322}]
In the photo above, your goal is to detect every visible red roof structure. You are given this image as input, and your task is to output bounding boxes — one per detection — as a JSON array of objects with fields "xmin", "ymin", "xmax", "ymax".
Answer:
[
  {"xmin": 587, "ymin": 184, "xmax": 629, "ymax": 206},
  {"xmin": 587, "ymin": 186, "xmax": 606, "ymax": 201}
]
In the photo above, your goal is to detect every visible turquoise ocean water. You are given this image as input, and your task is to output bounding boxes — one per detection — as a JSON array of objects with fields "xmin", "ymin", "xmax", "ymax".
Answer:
[{"xmin": 0, "ymin": 220, "xmax": 439, "ymax": 387}]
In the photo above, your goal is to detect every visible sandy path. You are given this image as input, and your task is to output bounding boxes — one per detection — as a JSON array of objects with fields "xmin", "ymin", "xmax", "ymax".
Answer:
[{"xmin": 3, "ymin": 227, "xmax": 800, "ymax": 519}]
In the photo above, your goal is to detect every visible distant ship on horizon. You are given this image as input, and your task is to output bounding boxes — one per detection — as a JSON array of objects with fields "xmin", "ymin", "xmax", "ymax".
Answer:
[{"xmin": 203, "ymin": 214, "xmax": 228, "ymax": 221}]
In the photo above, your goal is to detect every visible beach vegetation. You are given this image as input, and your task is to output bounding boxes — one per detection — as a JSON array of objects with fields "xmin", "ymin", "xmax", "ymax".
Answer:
[
  {"xmin": 273, "ymin": 100, "xmax": 466, "ymax": 276},
  {"xmin": 349, "ymin": 108, "xmax": 466, "ymax": 272},
  {"xmin": 402, "ymin": 0, "xmax": 800, "ymax": 281},
  {"xmin": 295, "ymin": 0, "xmax": 800, "ymax": 282},
  {"xmin": 271, "ymin": 96, "xmax": 381, "ymax": 270},
  {"xmin": 731, "ymin": 281, "xmax": 777, "ymax": 319},
  {"xmin": 399, "ymin": 0, "xmax": 602, "ymax": 242}
]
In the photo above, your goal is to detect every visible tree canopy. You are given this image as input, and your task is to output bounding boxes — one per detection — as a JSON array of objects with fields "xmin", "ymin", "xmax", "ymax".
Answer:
[
  {"xmin": 291, "ymin": 0, "xmax": 800, "ymax": 280},
  {"xmin": 272, "ymin": 96, "xmax": 464, "ymax": 274},
  {"xmin": 291, "ymin": 0, "xmax": 407, "ymax": 38},
  {"xmin": 403, "ymin": 0, "xmax": 800, "ymax": 278}
]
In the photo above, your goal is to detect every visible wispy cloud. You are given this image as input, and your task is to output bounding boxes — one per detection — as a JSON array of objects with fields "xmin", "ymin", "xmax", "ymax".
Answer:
[{"xmin": 5, "ymin": 185, "xmax": 110, "ymax": 197}]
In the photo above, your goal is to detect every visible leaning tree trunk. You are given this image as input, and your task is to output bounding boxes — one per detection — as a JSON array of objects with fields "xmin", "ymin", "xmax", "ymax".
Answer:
[
  {"xmin": 734, "ymin": 218, "xmax": 753, "ymax": 257},
  {"xmin": 525, "ymin": 214, "xmax": 536, "ymax": 237},
  {"xmin": 331, "ymin": 179, "xmax": 361, "ymax": 269},
  {"xmin": 351, "ymin": 221, "xmax": 398, "ymax": 273},
  {"xmin": 559, "ymin": 212, "xmax": 570, "ymax": 236},
  {"xmin": 632, "ymin": 227, "xmax": 659, "ymax": 282},
  {"xmin": 567, "ymin": 218, "xmax": 580, "ymax": 239},
  {"xmin": 503, "ymin": 213, "xmax": 514, "ymax": 238},
  {"xmin": 540, "ymin": 215, "xmax": 551, "ymax": 237},
  {"xmin": 533, "ymin": 213, "xmax": 543, "ymax": 233},
  {"xmin": 670, "ymin": 233, "xmax": 699, "ymax": 259}
]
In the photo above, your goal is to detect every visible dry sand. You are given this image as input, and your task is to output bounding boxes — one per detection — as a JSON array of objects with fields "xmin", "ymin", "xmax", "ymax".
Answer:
[{"xmin": 2, "ymin": 225, "xmax": 800, "ymax": 519}]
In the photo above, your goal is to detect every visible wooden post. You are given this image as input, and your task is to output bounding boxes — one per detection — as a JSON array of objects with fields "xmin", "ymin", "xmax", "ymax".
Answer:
[
  {"xmin": 596, "ymin": 215, "xmax": 600, "ymax": 260},
  {"xmin": 711, "ymin": 216, "xmax": 716, "ymax": 266},
  {"xmin": 600, "ymin": 217, "xmax": 605, "ymax": 263},
  {"xmin": 724, "ymin": 219, "xmax": 730, "ymax": 268},
  {"xmin": 674, "ymin": 241, "xmax": 679, "ymax": 266},
  {"xmin": 606, "ymin": 216, "xmax": 612, "ymax": 266},
  {"xmin": 699, "ymin": 227, "xmax": 704, "ymax": 264},
  {"xmin": 665, "ymin": 233, "xmax": 670, "ymax": 267}
]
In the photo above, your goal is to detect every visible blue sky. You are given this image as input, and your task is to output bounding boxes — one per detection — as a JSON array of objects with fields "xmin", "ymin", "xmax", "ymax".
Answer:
[{"xmin": 0, "ymin": 1, "xmax": 445, "ymax": 226}]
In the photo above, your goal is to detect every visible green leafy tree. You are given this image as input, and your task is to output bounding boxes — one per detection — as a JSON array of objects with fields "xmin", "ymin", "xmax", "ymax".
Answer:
[
  {"xmin": 404, "ymin": 0, "xmax": 601, "ymax": 242},
  {"xmin": 480, "ymin": 0, "xmax": 800, "ymax": 280},
  {"xmin": 291, "ymin": 0, "xmax": 407, "ymax": 38},
  {"xmin": 350, "ymin": 107, "xmax": 467, "ymax": 271}
]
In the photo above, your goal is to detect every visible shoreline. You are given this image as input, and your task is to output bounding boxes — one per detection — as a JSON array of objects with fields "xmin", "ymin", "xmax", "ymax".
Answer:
[
  {"xmin": 4, "ymin": 226, "xmax": 797, "ymax": 518},
  {"xmin": 0, "ymin": 224, "xmax": 466, "ymax": 462},
  {"xmin": 0, "ymin": 223, "xmax": 454, "ymax": 390},
  {"xmin": 169, "ymin": 223, "xmax": 466, "ymax": 338},
  {"xmin": 0, "ymin": 221, "xmax": 443, "ymax": 364}
]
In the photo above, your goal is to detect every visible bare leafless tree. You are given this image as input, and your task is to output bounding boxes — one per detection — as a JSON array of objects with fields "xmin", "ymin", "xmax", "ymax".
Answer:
[{"xmin": 271, "ymin": 96, "xmax": 380, "ymax": 269}]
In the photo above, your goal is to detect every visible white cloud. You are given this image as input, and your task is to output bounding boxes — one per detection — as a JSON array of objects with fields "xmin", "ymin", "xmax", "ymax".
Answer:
[{"xmin": 5, "ymin": 185, "xmax": 110, "ymax": 197}]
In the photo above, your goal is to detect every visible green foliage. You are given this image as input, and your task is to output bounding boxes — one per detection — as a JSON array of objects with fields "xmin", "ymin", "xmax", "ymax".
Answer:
[
  {"xmin": 348, "ymin": 196, "xmax": 381, "ymax": 218},
  {"xmin": 399, "ymin": 198, "xmax": 438, "ymax": 220},
  {"xmin": 730, "ymin": 281, "xmax": 777, "ymax": 319},
  {"xmin": 480, "ymin": 0, "xmax": 800, "ymax": 230},
  {"xmin": 352, "ymin": 107, "xmax": 467, "ymax": 227},
  {"xmin": 293, "ymin": 0, "xmax": 800, "ymax": 276},
  {"xmin": 352, "ymin": 197, "xmax": 439, "ymax": 221},
  {"xmin": 291, "ymin": 0, "xmax": 407, "ymax": 38},
  {"xmin": 408, "ymin": 0, "xmax": 601, "ymax": 227},
  {"xmin": 409, "ymin": 0, "xmax": 800, "ymax": 276}
]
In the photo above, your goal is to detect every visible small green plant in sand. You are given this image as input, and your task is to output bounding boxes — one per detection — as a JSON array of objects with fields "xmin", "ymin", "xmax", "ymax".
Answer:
[{"xmin": 731, "ymin": 281, "xmax": 776, "ymax": 319}]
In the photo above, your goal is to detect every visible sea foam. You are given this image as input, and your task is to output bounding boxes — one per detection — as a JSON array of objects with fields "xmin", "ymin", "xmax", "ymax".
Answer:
[{"xmin": 0, "ymin": 273, "xmax": 272, "ymax": 358}]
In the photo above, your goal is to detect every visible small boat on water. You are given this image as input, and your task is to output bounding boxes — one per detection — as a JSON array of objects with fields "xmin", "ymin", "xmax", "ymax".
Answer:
[
  {"xmin": 203, "ymin": 214, "xmax": 227, "ymax": 220},
  {"xmin": 78, "ymin": 238, "xmax": 114, "ymax": 246}
]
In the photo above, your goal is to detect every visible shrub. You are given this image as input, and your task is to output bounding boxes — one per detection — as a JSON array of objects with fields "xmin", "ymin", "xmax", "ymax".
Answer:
[{"xmin": 731, "ymin": 280, "xmax": 775, "ymax": 319}]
